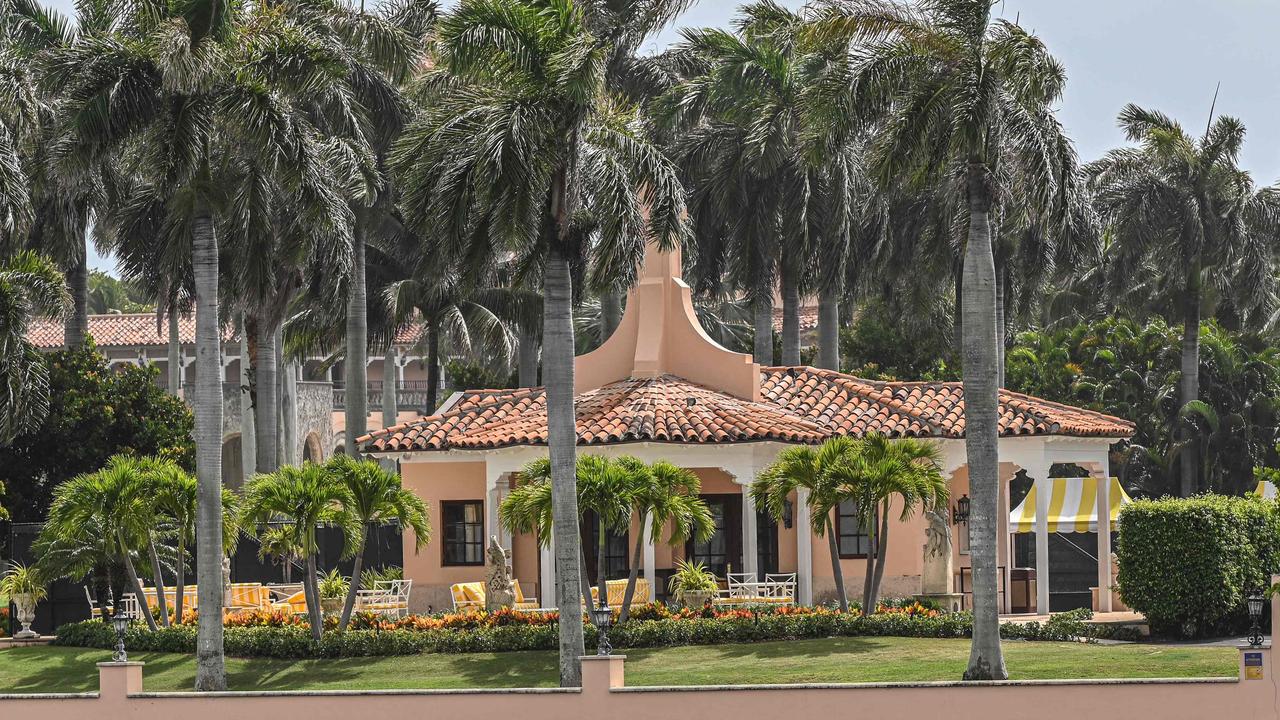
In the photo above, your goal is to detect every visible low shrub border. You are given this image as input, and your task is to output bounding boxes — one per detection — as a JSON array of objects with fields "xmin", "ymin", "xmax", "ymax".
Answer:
[{"xmin": 52, "ymin": 605, "xmax": 1120, "ymax": 659}]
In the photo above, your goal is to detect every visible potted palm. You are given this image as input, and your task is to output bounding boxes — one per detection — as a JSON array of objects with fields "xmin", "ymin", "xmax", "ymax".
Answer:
[
  {"xmin": 317, "ymin": 569, "xmax": 349, "ymax": 616},
  {"xmin": 2, "ymin": 564, "xmax": 47, "ymax": 639},
  {"xmin": 667, "ymin": 560, "xmax": 718, "ymax": 609}
]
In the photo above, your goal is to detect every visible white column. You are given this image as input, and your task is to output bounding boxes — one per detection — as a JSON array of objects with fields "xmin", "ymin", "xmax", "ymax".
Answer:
[
  {"xmin": 1034, "ymin": 474, "xmax": 1051, "ymax": 615},
  {"xmin": 1096, "ymin": 455, "xmax": 1113, "ymax": 613},
  {"xmin": 642, "ymin": 513, "xmax": 656, "ymax": 601},
  {"xmin": 540, "ymin": 537, "xmax": 555, "ymax": 607},
  {"xmin": 997, "ymin": 471, "xmax": 1012, "ymax": 614},
  {"xmin": 485, "ymin": 466, "xmax": 506, "ymax": 548},
  {"xmin": 796, "ymin": 487, "xmax": 813, "ymax": 605},
  {"xmin": 737, "ymin": 466, "xmax": 752, "ymax": 576}
]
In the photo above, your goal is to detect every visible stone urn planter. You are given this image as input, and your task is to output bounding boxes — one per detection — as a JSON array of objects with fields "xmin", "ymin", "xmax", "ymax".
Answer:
[
  {"xmin": 320, "ymin": 597, "xmax": 343, "ymax": 615},
  {"xmin": 679, "ymin": 590, "xmax": 715, "ymax": 609},
  {"xmin": 11, "ymin": 592, "xmax": 38, "ymax": 639}
]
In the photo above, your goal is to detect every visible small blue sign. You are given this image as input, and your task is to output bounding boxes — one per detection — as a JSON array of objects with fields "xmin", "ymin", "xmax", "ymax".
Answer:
[{"xmin": 1245, "ymin": 652, "xmax": 1264, "ymax": 667}]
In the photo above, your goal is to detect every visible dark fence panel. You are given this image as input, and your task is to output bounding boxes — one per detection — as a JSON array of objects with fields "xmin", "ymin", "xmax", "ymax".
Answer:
[
  {"xmin": 7, "ymin": 522, "xmax": 404, "ymax": 636},
  {"xmin": 8, "ymin": 523, "xmax": 92, "ymax": 636}
]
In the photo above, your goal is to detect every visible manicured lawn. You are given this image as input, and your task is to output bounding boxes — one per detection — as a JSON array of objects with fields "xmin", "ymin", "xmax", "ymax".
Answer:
[{"xmin": 0, "ymin": 638, "xmax": 1236, "ymax": 693}]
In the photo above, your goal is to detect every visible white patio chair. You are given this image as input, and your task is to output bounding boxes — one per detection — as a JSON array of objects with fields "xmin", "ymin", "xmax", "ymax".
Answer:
[{"xmin": 764, "ymin": 573, "xmax": 797, "ymax": 603}]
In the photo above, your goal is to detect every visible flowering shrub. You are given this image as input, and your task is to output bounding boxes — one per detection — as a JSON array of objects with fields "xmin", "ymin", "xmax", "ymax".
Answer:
[
  {"xmin": 0, "ymin": 606, "xmax": 9, "ymax": 637},
  {"xmin": 51, "ymin": 600, "xmax": 1102, "ymax": 659}
]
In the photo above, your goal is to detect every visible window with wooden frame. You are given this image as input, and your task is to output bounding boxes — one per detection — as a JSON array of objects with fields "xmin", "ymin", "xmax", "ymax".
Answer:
[
  {"xmin": 441, "ymin": 500, "xmax": 484, "ymax": 566},
  {"xmin": 836, "ymin": 499, "xmax": 871, "ymax": 558}
]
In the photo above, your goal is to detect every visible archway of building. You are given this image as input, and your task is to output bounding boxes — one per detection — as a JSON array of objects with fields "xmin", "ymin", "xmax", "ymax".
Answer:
[{"xmin": 222, "ymin": 434, "xmax": 244, "ymax": 489}]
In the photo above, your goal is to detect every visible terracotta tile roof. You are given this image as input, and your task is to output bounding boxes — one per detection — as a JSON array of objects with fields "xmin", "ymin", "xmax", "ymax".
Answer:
[
  {"xmin": 771, "ymin": 305, "xmax": 820, "ymax": 333},
  {"xmin": 360, "ymin": 375, "xmax": 828, "ymax": 452},
  {"xmin": 361, "ymin": 367, "xmax": 1133, "ymax": 453},
  {"xmin": 29, "ymin": 313, "xmax": 423, "ymax": 349},
  {"xmin": 28, "ymin": 313, "xmax": 197, "ymax": 349},
  {"xmin": 759, "ymin": 367, "xmax": 1135, "ymax": 440}
]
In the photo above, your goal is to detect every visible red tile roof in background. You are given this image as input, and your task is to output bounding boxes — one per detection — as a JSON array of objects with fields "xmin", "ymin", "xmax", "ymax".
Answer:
[
  {"xmin": 28, "ymin": 313, "xmax": 424, "ymax": 349},
  {"xmin": 360, "ymin": 366, "xmax": 1134, "ymax": 453},
  {"xmin": 771, "ymin": 305, "xmax": 819, "ymax": 333}
]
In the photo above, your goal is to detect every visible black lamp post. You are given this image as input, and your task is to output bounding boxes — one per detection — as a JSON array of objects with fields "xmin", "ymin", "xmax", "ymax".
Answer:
[
  {"xmin": 1247, "ymin": 592, "xmax": 1265, "ymax": 648},
  {"xmin": 591, "ymin": 602, "xmax": 613, "ymax": 656},
  {"xmin": 111, "ymin": 611, "xmax": 131, "ymax": 662},
  {"xmin": 952, "ymin": 494, "xmax": 971, "ymax": 524}
]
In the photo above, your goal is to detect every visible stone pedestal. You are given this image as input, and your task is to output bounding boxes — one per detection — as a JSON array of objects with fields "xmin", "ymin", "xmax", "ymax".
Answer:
[
  {"xmin": 916, "ymin": 592, "xmax": 965, "ymax": 613},
  {"xmin": 918, "ymin": 510, "xmax": 964, "ymax": 614}
]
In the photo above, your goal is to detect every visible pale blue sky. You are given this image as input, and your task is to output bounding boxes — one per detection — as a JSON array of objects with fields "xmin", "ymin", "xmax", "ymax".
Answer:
[{"xmin": 50, "ymin": 0, "xmax": 1280, "ymax": 272}]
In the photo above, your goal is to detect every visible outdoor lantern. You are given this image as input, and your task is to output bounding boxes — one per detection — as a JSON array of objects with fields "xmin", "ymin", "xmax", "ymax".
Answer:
[
  {"xmin": 953, "ymin": 494, "xmax": 971, "ymax": 524},
  {"xmin": 591, "ymin": 603, "xmax": 614, "ymax": 656},
  {"xmin": 782, "ymin": 498, "xmax": 795, "ymax": 529},
  {"xmin": 111, "ymin": 612, "xmax": 131, "ymax": 663},
  {"xmin": 1247, "ymin": 592, "xmax": 1266, "ymax": 648}
]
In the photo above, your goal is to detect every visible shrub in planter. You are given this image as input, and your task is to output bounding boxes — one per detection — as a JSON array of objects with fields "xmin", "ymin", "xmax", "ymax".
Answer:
[{"xmin": 1116, "ymin": 494, "xmax": 1280, "ymax": 637}]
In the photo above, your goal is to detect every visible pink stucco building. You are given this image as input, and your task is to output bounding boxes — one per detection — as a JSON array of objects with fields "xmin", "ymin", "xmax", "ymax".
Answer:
[{"xmin": 363, "ymin": 245, "xmax": 1135, "ymax": 615}]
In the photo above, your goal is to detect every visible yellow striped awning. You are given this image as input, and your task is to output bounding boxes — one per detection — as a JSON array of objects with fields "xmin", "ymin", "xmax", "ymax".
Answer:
[
  {"xmin": 1255, "ymin": 480, "xmax": 1278, "ymax": 500},
  {"xmin": 1010, "ymin": 477, "xmax": 1131, "ymax": 534}
]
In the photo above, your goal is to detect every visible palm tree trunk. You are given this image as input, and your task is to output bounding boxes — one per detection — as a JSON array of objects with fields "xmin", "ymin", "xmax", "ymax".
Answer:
[
  {"xmin": 167, "ymin": 308, "xmax": 182, "ymax": 397},
  {"xmin": 579, "ymin": 542, "xmax": 594, "ymax": 608},
  {"xmin": 825, "ymin": 515, "xmax": 848, "ymax": 612},
  {"xmin": 118, "ymin": 532, "xmax": 159, "ymax": 631},
  {"xmin": 518, "ymin": 329, "xmax": 539, "ymax": 387},
  {"xmin": 255, "ymin": 317, "xmax": 279, "ymax": 473},
  {"xmin": 148, "ymin": 538, "xmax": 170, "ymax": 627},
  {"xmin": 426, "ymin": 322, "xmax": 441, "ymax": 413},
  {"xmin": 817, "ymin": 287, "xmax": 840, "ymax": 370},
  {"xmin": 303, "ymin": 551, "xmax": 323, "ymax": 642},
  {"xmin": 961, "ymin": 163, "xmax": 1007, "ymax": 682},
  {"xmin": 345, "ymin": 224, "xmax": 368, "ymax": 459},
  {"xmin": 619, "ymin": 524, "xmax": 645, "ymax": 622},
  {"xmin": 1179, "ymin": 262, "xmax": 1202, "ymax": 497},
  {"xmin": 338, "ymin": 534, "xmax": 367, "ymax": 632},
  {"xmin": 869, "ymin": 500, "xmax": 891, "ymax": 612},
  {"xmin": 753, "ymin": 296, "xmax": 774, "ymax": 365},
  {"xmin": 995, "ymin": 270, "xmax": 1006, "ymax": 389},
  {"xmin": 382, "ymin": 342, "xmax": 397, "ymax": 430},
  {"xmin": 174, "ymin": 535, "xmax": 186, "ymax": 622},
  {"xmin": 861, "ymin": 506, "xmax": 876, "ymax": 612},
  {"xmin": 781, "ymin": 272, "xmax": 801, "ymax": 366},
  {"xmin": 545, "ymin": 240, "xmax": 586, "ymax": 686},
  {"xmin": 599, "ymin": 291, "xmax": 621, "ymax": 341},
  {"xmin": 63, "ymin": 241, "xmax": 88, "ymax": 347},
  {"xmin": 192, "ymin": 201, "xmax": 226, "ymax": 691},
  {"xmin": 238, "ymin": 313, "xmax": 257, "ymax": 483},
  {"xmin": 596, "ymin": 516, "xmax": 608, "ymax": 610}
]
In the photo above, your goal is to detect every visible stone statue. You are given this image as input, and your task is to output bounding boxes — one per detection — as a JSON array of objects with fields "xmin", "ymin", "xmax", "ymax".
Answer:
[
  {"xmin": 485, "ymin": 536, "xmax": 516, "ymax": 611},
  {"xmin": 222, "ymin": 556, "xmax": 233, "ymax": 605},
  {"xmin": 917, "ymin": 508, "xmax": 961, "ymax": 611}
]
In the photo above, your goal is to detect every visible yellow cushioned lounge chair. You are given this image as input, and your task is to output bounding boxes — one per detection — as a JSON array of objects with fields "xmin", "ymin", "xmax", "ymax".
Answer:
[{"xmin": 589, "ymin": 578, "xmax": 651, "ymax": 607}]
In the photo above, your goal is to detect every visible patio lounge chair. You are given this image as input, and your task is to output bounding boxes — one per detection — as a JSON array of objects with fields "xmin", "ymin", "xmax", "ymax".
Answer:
[
  {"xmin": 449, "ymin": 580, "xmax": 540, "ymax": 612},
  {"xmin": 354, "ymin": 579, "xmax": 413, "ymax": 618},
  {"xmin": 589, "ymin": 578, "xmax": 651, "ymax": 607}
]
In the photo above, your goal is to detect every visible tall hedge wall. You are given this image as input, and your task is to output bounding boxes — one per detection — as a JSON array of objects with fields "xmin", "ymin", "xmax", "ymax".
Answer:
[{"xmin": 1116, "ymin": 494, "xmax": 1280, "ymax": 637}]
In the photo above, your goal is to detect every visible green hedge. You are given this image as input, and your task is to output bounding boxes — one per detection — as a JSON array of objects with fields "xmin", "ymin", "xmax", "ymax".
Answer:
[
  {"xmin": 1116, "ymin": 494, "xmax": 1280, "ymax": 637},
  {"xmin": 53, "ymin": 608, "xmax": 1105, "ymax": 659}
]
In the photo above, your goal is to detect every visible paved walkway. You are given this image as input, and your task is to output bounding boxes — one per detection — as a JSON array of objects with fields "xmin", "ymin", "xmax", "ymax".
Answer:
[{"xmin": 999, "ymin": 611, "xmax": 1147, "ymax": 625}]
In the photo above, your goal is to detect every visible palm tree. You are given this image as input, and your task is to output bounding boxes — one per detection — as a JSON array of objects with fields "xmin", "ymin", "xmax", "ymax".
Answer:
[
  {"xmin": 325, "ymin": 455, "xmax": 430, "ymax": 632},
  {"xmin": 816, "ymin": 0, "xmax": 1078, "ymax": 680},
  {"xmin": 240, "ymin": 463, "xmax": 358, "ymax": 642},
  {"xmin": 832, "ymin": 434, "xmax": 947, "ymax": 612},
  {"xmin": 51, "ymin": 0, "xmax": 361, "ymax": 688},
  {"xmin": 395, "ymin": 0, "xmax": 690, "ymax": 686},
  {"xmin": 38, "ymin": 456, "xmax": 160, "ymax": 630},
  {"xmin": 1087, "ymin": 106, "xmax": 1280, "ymax": 496},
  {"xmin": 0, "ymin": 250, "xmax": 68, "ymax": 444},
  {"xmin": 615, "ymin": 458, "xmax": 714, "ymax": 621},
  {"xmin": 500, "ymin": 455, "xmax": 636, "ymax": 611},
  {"xmin": 753, "ymin": 438, "xmax": 860, "ymax": 612}
]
